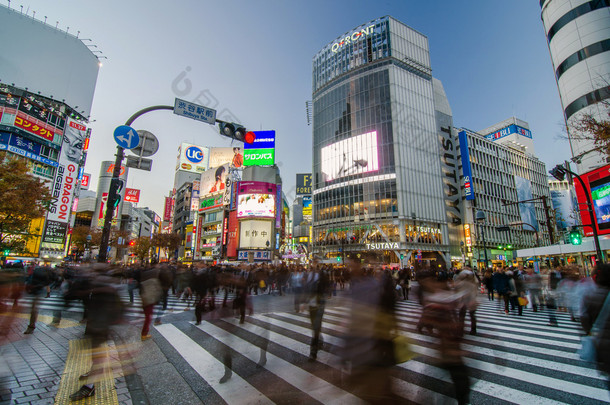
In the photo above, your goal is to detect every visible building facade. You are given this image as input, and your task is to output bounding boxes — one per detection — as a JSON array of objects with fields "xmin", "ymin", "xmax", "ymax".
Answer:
[
  {"xmin": 458, "ymin": 124, "xmax": 554, "ymax": 268},
  {"xmin": 540, "ymin": 0, "xmax": 610, "ymax": 173},
  {"xmin": 311, "ymin": 16, "xmax": 451, "ymax": 266}
]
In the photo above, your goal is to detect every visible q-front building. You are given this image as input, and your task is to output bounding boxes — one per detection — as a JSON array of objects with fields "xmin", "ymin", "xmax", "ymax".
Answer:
[{"xmin": 311, "ymin": 16, "xmax": 454, "ymax": 266}]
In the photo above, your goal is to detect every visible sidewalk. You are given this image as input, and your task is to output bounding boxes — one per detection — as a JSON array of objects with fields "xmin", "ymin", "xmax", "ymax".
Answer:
[{"xmin": 0, "ymin": 313, "xmax": 133, "ymax": 405}]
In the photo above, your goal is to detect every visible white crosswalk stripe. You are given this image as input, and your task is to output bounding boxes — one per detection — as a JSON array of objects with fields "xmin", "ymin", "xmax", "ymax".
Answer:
[
  {"xmin": 153, "ymin": 297, "xmax": 610, "ymax": 405},
  {"xmin": 12, "ymin": 288, "xmax": 235, "ymax": 322}
]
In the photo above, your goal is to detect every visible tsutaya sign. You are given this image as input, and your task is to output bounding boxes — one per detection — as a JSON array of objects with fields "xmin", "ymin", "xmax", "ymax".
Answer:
[
  {"xmin": 366, "ymin": 242, "xmax": 399, "ymax": 250},
  {"xmin": 331, "ymin": 25, "xmax": 376, "ymax": 53}
]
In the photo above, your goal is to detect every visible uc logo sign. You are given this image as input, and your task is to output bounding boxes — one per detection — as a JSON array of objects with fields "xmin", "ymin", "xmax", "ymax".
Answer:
[{"xmin": 185, "ymin": 146, "xmax": 204, "ymax": 163}]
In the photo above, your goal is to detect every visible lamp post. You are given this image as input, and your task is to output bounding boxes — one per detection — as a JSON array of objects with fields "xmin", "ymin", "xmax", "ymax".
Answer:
[
  {"xmin": 476, "ymin": 210, "xmax": 489, "ymax": 270},
  {"xmin": 550, "ymin": 164, "xmax": 605, "ymax": 263}
]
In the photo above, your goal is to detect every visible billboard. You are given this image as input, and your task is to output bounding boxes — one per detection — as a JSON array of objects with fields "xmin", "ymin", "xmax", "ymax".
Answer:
[
  {"xmin": 42, "ymin": 118, "xmax": 87, "ymax": 245},
  {"xmin": 296, "ymin": 173, "xmax": 312, "ymax": 195},
  {"xmin": 176, "ymin": 143, "xmax": 209, "ymax": 174},
  {"xmin": 458, "ymin": 131, "xmax": 475, "ymax": 200},
  {"xmin": 163, "ymin": 197, "xmax": 173, "ymax": 221},
  {"xmin": 0, "ymin": 8, "xmax": 99, "ymax": 117},
  {"xmin": 320, "ymin": 131, "xmax": 379, "ymax": 182},
  {"xmin": 81, "ymin": 173, "xmax": 91, "ymax": 189},
  {"xmin": 551, "ymin": 189, "xmax": 578, "ymax": 231},
  {"xmin": 485, "ymin": 124, "xmax": 532, "ymax": 141},
  {"xmin": 303, "ymin": 195, "xmax": 312, "ymax": 221},
  {"xmin": 199, "ymin": 194, "xmax": 224, "ymax": 211},
  {"xmin": 514, "ymin": 176, "xmax": 538, "ymax": 231},
  {"xmin": 199, "ymin": 163, "xmax": 229, "ymax": 197},
  {"xmin": 209, "ymin": 147, "xmax": 244, "ymax": 169},
  {"xmin": 239, "ymin": 220, "xmax": 273, "ymax": 249},
  {"xmin": 124, "ymin": 188, "xmax": 140, "ymax": 203},
  {"xmin": 244, "ymin": 130, "xmax": 275, "ymax": 150},
  {"xmin": 237, "ymin": 182, "xmax": 277, "ymax": 219},
  {"xmin": 244, "ymin": 148, "xmax": 275, "ymax": 166},
  {"xmin": 0, "ymin": 131, "xmax": 58, "ymax": 167}
]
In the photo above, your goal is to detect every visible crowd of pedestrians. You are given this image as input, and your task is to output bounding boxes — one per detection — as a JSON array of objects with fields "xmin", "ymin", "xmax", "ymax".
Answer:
[{"xmin": 1, "ymin": 259, "xmax": 610, "ymax": 402}]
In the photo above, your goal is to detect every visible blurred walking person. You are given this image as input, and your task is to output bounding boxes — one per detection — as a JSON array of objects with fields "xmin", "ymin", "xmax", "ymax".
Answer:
[
  {"xmin": 23, "ymin": 264, "xmax": 52, "ymax": 334},
  {"xmin": 456, "ymin": 269, "xmax": 478, "ymax": 335},
  {"xmin": 139, "ymin": 266, "xmax": 162, "ymax": 340},
  {"xmin": 306, "ymin": 265, "xmax": 330, "ymax": 361}
]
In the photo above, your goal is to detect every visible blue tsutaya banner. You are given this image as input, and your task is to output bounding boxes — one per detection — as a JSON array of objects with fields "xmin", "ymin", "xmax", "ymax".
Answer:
[{"xmin": 458, "ymin": 131, "xmax": 475, "ymax": 201}]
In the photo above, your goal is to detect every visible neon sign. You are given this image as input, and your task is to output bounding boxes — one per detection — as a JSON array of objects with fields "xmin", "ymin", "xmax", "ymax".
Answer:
[{"xmin": 331, "ymin": 25, "xmax": 375, "ymax": 53}]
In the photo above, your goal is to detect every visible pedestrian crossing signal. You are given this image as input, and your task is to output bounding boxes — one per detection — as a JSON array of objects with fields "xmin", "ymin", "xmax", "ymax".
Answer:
[
  {"xmin": 336, "ymin": 256, "xmax": 341, "ymax": 262},
  {"xmin": 569, "ymin": 228, "xmax": 582, "ymax": 245}
]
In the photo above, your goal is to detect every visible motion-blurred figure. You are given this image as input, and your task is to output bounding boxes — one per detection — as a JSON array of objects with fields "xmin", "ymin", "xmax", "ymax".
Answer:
[
  {"xmin": 456, "ymin": 269, "xmax": 478, "ymax": 335},
  {"xmin": 305, "ymin": 265, "xmax": 330, "ymax": 361},
  {"xmin": 580, "ymin": 264, "xmax": 610, "ymax": 391},
  {"xmin": 342, "ymin": 261, "xmax": 400, "ymax": 403},
  {"xmin": 23, "ymin": 264, "xmax": 53, "ymax": 334}
]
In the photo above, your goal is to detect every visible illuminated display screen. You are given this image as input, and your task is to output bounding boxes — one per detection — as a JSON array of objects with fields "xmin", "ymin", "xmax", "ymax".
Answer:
[
  {"xmin": 237, "ymin": 193, "xmax": 276, "ymax": 218},
  {"xmin": 591, "ymin": 177, "xmax": 610, "ymax": 229},
  {"xmin": 320, "ymin": 131, "xmax": 379, "ymax": 182}
]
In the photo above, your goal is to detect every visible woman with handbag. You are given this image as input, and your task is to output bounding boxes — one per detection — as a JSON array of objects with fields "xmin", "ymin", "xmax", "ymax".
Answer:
[{"xmin": 580, "ymin": 264, "xmax": 610, "ymax": 391}]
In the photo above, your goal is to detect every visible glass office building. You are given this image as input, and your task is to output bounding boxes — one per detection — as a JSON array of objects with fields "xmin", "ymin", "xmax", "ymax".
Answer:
[{"xmin": 311, "ymin": 16, "xmax": 452, "ymax": 266}]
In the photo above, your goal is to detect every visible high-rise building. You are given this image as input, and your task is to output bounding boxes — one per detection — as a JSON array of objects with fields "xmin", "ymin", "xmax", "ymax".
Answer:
[
  {"xmin": 311, "ymin": 16, "xmax": 452, "ymax": 266},
  {"xmin": 540, "ymin": 0, "xmax": 610, "ymax": 173}
]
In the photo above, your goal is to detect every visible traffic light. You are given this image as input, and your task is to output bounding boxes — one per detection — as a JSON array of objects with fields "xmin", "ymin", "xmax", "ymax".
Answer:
[
  {"xmin": 218, "ymin": 122, "xmax": 256, "ymax": 144},
  {"xmin": 2, "ymin": 249, "xmax": 9, "ymax": 257},
  {"xmin": 336, "ymin": 256, "xmax": 341, "ymax": 262},
  {"xmin": 569, "ymin": 228, "xmax": 582, "ymax": 245},
  {"xmin": 400, "ymin": 253, "xmax": 404, "ymax": 260},
  {"xmin": 129, "ymin": 240, "xmax": 135, "ymax": 247}
]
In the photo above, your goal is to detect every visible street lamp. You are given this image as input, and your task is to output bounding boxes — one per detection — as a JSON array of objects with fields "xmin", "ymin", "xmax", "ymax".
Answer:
[
  {"xmin": 476, "ymin": 210, "xmax": 489, "ymax": 270},
  {"xmin": 549, "ymin": 164, "xmax": 605, "ymax": 263}
]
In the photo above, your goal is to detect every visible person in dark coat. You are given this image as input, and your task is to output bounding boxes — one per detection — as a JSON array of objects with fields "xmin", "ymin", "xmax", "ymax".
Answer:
[
  {"xmin": 23, "ymin": 265, "xmax": 52, "ymax": 334},
  {"xmin": 581, "ymin": 264, "xmax": 610, "ymax": 391},
  {"xmin": 492, "ymin": 269, "xmax": 510, "ymax": 314}
]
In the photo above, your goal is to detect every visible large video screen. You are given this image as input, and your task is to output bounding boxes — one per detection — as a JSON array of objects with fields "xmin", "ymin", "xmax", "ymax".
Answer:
[
  {"xmin": 591, "ymin": 176, "xmax": 610, "ymax": 230},
  {"xmin": 237, "ymin": 193, "xmax": 276, "ymax": 218},
  {"xmin": 320, "ymin": 131, "xmax": 379, "ymax": 182}
]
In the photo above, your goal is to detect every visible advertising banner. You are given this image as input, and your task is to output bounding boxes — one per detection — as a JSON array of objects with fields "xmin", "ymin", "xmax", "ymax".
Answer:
[
  {"xmin": 551, "ymin": 189, "xmax": 578, "ymax": 231},
  {"xmin": 124, "ymin": 188, "xmax": 140, "ymax": 203},
  {"xmin": 244, "ymin": 148, "xmax": 275, "ymax": 166},
  {"xmin": 238, "ymin": 250, "xmax": 271, "ymax": 261},
  {"xmin": 320, "ymin": 131, "xmax": 379, "ymax": 181},
  {"xmin": 296, "ymin": 173, "xmax": 312, "ymax": 195},
  {"xmin": 244, "ymin": 130, "xmax": 275, "ymax": 150},
  {"xmin": 0, "ymin": 131, "xmax": 58, "ymax": 167},
  {"xmin": 163, "ymin": 197, "xmax": 173, "ymax": 221},
  {"xmin": 199, "ymin": 194, "xmax": 224, "ymax": 211},
  {"xmin": 200, "ymin": 163, "xmax": 229, "ymax": 197},
  {"xmin": 81, "ymin": 173, "xmax": 91, "ymax": 189},
  {"xmin": 458, "ymin": 131, "xmax": 475, "ymax": 200},
  {"xmin": 41, "ymin": 220, "xmax": 68, "ymax": 244},
  {"xmin": 226, "ymin": 210, "xmax": 239, "ymax": 257},
  {"xmin": 514, "ymin": 176, "xmax": 538, "ymax": 231},
  {"xmin": 239, "ymin": 220, "xmax": 273, "ymax": 249},
  {"xmin": 276, "ymin": 185, "xmax": 282, "ymax": 229},
  {"xmin": 237, "ymin": 182, "xmax": 277, "ymax": 219},
  {"xmin": 185, "ymin": 222, "xmax": 193, "ymax": 250},
  {"xmin": 485, "ymin": 124, "xmax": 532, "ymax": 141},
  {"xmin": 209, "ymin": 147, "xmax": 244, "ymax": 169},
  {"xmin": 176, "ymin": 143, "xmax": 209, "ymax": 174},
  {"xmin": 303, "ymin": 195, "xmax": 313, "ymax": 221},
  {"xmin": 42, "ymin": 118, "xmax": 86, "ymax": 245}
]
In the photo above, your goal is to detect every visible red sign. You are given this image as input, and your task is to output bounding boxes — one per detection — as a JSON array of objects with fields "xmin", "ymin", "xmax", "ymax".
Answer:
[
  {"xmin": 163, "ymin": 197, "xmax": 173, "ymax": 221},
  {"xmin": 226, "ymin": 211, "xmax": 239, "ymax": 258},
  {"xmin": 81, "ymin": 173, "xmax": 90, "ymax": 188},
  {"xmin": 13, "ymin": 112, "xmax": 55, "ymax": 141},
  {"xmin": 83, "ymin": 137, "xmax": 90, "ymax": 152},
  {"xmin": 105, "ymin": 164, "xmax": 126, "ymax": 176},
  {"xmin": 124, "ymin": 188, "xmax": 140, "ymax": 203},
  {"xmin": 574, "ymin": 164, "xmax": 610, "ymax": 236}
]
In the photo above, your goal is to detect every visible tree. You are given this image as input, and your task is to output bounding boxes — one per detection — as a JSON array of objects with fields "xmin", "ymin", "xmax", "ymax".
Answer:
[
  {"xmin": 70, "ymin": 225, "xmax": 102, "ymax": 258},
  {"xmin": 151, "ymin": 232, "xmax": 182, "ymax": 261},
  {"xmin": 569, "ymin": 99, "xmax": 610, "ymax": 161},
  {"xmin": 131, "ymin": 236, "xmax": 153, "ymax": 262},
  {"xmin": 0, "ymin": 156, "xmax": 52, "ymax": 255}
]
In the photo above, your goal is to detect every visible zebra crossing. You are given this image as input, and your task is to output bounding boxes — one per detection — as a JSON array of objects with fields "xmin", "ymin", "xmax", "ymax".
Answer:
[
  {"xmin": 11, "ymin": 287, "xmax": 236, "ymax": 322},
  {"xmin": 154, "ymin": 298, "xmax": 610, "ymax": 405}
]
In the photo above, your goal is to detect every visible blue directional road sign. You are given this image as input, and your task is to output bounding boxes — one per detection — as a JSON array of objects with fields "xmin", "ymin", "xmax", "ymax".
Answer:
[{"xmin": 113, "ymin": 125, "xmax": 140, "ymax": 149}]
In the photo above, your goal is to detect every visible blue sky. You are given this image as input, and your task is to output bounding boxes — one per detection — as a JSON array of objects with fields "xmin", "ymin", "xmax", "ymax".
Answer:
[{"xmin": 12, "ymin": 0, "xmax": 568, "ymax": 216}]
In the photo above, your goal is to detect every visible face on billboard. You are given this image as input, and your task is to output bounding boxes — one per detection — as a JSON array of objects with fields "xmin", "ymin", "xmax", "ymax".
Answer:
[
  {"xmin": 200, "ymin": 163, "xmax": 229, "ymax": 197},
  {"xmin": 321, "ymin": 131, "xmax": 379, "ymax": 182},
  {"xmin": 63, "ymin": 119, "xmax": 87, "ymax": 164},
  {"xmin": 209, "ymin": 147, "xmax": 244, "ymax": 169},
  {"xmin": 237, "ymin": 194, "xmax": 276, "ymax": 218}
]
